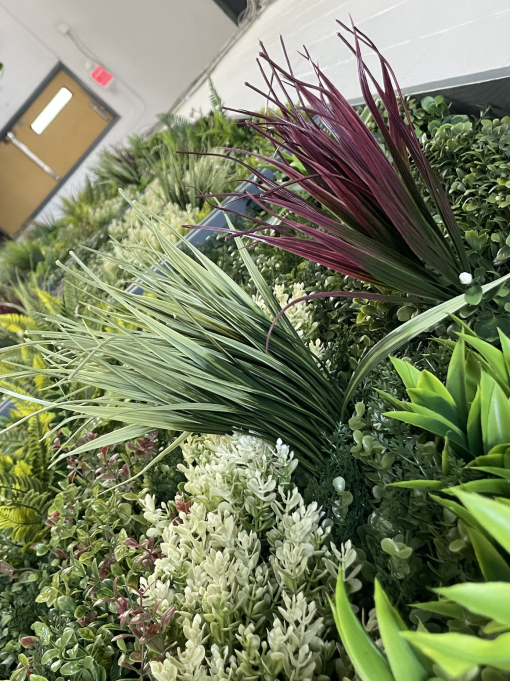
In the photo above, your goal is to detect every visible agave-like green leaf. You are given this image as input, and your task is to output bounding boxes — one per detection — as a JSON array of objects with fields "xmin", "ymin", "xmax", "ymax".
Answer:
[
  {"xmin": 374, "ymin": 579, "xmax": 431, "ymax": 681},
  {"xmin": 389, "ymin": 480, "xmax": 445, "ymax": 490},
  {"xmin": 460, "ymin": 333, "xmax": 509, "ymax": 389},
  {"xmin": 466, "ymin": 526, "xmax": 510, "ymax": 582},
  {"xmin": 330, "ymin": 568, "xmax": 395, "ymax": 681},
  {"xmin": 390, "ymin": 357, "xmax": 421, "ymax": 390},
  {"xmin": 382, "ymin": 409, "xmax": 469, "ymax": 456},
  {"xmin": 402, "ymin": 630, "xmax": 510, "ymax": 675},
  {"xmin": 430, "ymin": 494, "xmax": 486, "ymax": 536},
  {"xmin": 406, "ymin": 388, "xmax": 461, "ymax": 429},
  {"xmin": 445, "ymin": 338, "xmax": 471, "ymax": 428},
  {"xmin": 455, "ymin": 491, "xmax": 510, "ymax": 555},
  {"xmin": 410, "ymin": 599, "xmax": 464, "ymax": 619},
  {"xmin": 341, "ymin": 272, "xmax": 510, "ymax": 416},
  {"xmin": 446, "ymin": 479, "xmax": 510, "ymax": 496},
  {"xmin": 470, "ymin": 444, "xmax": 510, "ymax": 469},
  {"xmin": 499, "ymin": 328, "xmax": 510, "ymax": 382},
  {"xmin": 466, "ymin": 386, "xmax": 483, "ymax": 458},
  {"xmin": 435, "ymin": 582, "xmax": 510, "ymax": 626},
  {"xmin": 480, "ymin": 371, "xmax": 510, "ymax": 454}
]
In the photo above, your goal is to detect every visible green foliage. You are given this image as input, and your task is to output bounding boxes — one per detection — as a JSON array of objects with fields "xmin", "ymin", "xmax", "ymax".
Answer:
[
  {"xmin": 3, "ymin": 428, "xmax": 175, "ymax": 679},
  {"xmin": 0, "ymin": 240, "xmax": 44, "ymax": 285},
  {"xmin": 0, "ymin": 473, "xmax": 52, "ymax": 546},
  {"xmin": 403, "ymin": 492, "xmax": 510, "ymax": 678},
  {"xmin": 382, "ymin": 325, "xmax": 510, "ymax": 463},
  {"xmin": 2, "ymin": 204, "xmax": 343, "ymax": 471}
]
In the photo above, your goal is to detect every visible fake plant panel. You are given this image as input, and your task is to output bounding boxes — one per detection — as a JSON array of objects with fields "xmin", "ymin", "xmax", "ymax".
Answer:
[{"xmin": 4, "ymin": 15, "xmax": 510, "ymax": 681}]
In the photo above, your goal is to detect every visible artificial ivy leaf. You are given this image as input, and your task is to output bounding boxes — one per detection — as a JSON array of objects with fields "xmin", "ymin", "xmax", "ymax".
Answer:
[
  {"xmin": 57, "ymin": 596, "xmax": 76, "ymax": 614},
  {"xmin": 31, "ymin": 622, "xmax": 51, "ymax": 645},
  {"xmin": 464, "ymin": 284, "xmax": 483, "ymax": 306},
  {"xmin": 60, "ymin": 661, "xmax": 84, "ymax": 675},
  {"xmin": 40, "ymin": 648, "xmax": 59, "ymax": 665}
]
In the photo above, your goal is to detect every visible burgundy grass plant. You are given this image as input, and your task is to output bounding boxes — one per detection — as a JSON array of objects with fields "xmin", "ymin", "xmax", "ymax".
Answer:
[{"xmin": 199, "ymin": 21, "xmax": 471, "ymax": 308}]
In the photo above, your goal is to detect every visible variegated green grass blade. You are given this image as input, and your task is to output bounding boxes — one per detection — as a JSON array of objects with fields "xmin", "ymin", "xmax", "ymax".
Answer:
[
  {"xmin": 341, "ymin": 272, "xmax": 510, "ymax": 417},
  {"xmin": 0, "ymin": 200, "xmax": 342, "ymax": 470},
  {"xmin": 51, "ymin": 424, "xmax": 150, "ymax": 466},
  {"xmin": 98, "ymin": 430, "xmax": 190, "ymax": 495}
]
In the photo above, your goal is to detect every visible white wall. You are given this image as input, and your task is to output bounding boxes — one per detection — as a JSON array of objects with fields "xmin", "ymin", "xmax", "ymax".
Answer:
[
  {"xmin": 179, "ymin": 0, "xmax": 510, "ymax": 116},
  {"xmin": 0, "ymin": 7, "xmax": 57, "ymax": 129},
  {"xmin": 0, "ymin": 0, "xmax": 235, "ymax": 220}
]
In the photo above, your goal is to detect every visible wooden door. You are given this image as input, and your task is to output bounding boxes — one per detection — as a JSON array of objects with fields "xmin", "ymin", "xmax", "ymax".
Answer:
[{"xmin": 0, "ymin": 68, "xmax": 116, "ymax": 236}]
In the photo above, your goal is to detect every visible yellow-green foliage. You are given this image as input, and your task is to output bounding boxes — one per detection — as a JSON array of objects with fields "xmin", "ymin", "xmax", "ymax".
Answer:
[{"xmin": 0, "ymin": 286, "xmax": 61, "ymax": 546}]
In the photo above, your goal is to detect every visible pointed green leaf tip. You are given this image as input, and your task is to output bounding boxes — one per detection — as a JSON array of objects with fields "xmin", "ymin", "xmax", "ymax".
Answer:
[
  {"xmin": 331, "ymin": 568, "xmax": 395, "ymax": 681},
  {"xmin": 374, "ymin": 579, "xmax": 431, "ymax": 681},
  {"xmin": 402, "ymin": 630, "xmax": 510, "ymax": 675}
]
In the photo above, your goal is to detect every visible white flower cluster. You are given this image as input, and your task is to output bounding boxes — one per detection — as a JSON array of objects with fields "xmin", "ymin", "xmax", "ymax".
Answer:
[
  {"xmin": 140, "ymin": 433, "xmax": 343, "ymax": 681},
  {"xmin": 87, "ymin": 192, "xmax": 131, "ymax": 227},
  {"xmin": 253, "ymin": 283, "xmax": 327, "ymax": 360},
  {"xmin": 108, "ymin": 178, "xmax": 200, "ymax": 252}
]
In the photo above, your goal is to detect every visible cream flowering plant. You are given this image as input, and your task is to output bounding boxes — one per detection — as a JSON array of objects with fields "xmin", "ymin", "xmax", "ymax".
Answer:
[{"xmin": 138, "ymin": 432, "xmax": 365, "ymax": 681}]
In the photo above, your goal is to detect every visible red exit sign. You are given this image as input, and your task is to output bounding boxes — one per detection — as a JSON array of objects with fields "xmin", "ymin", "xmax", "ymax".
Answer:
[{"xmin": 91, "ymin": 65, "xmax": 113, "ymax": 88}]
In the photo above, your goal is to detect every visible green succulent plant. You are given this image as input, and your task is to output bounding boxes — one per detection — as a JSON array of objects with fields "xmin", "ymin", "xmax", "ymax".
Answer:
[
  {"xmin": 380, "ymin": 322, "xmax": 510, "ymax": 464},
  {"xmin": 331, "ymin": 490, "xmax": 510, "ymax": 680}
]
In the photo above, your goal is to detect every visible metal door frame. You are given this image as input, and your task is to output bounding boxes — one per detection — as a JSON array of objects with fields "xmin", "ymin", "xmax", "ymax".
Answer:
[{"xmin": 0, "ymin": 62, "xmax": 119, "ymax": 238}]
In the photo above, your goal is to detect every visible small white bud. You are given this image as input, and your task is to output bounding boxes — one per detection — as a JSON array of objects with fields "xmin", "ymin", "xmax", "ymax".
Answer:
[{"xmin": 459, "ymin": 272, "xmax": 473, "ymax": 285}]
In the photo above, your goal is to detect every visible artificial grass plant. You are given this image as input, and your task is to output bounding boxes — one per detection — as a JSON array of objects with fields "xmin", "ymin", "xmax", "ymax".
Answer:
[
  {"xmin": 0, "ymin": 202, "xmax": 342, "ymax": 473},
  {"xmin": 201, "ymin": 22, "xmax": 471, "ymax": 303}
]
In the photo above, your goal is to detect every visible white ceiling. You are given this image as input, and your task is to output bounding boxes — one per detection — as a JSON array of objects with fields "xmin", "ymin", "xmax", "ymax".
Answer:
[{"xmin": 0, "ymin": 0, "xmax": 235, "ymax": 217}]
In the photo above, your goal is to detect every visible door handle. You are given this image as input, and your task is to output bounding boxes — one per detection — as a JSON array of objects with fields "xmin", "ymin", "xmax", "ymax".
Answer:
[{"xmin": 4, "ymin": 131, "xmax": 61, "ymax": 181}]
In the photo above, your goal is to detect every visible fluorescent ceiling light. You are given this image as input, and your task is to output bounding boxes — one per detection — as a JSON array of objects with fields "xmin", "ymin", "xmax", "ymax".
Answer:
[{"xmin": 31, "ymin": 87, "xmax": 72, "ymax": 134}]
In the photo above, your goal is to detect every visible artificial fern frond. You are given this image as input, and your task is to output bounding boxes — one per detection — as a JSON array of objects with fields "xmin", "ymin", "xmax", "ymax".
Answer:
[
  {"xmin": 0, "ymin": 314, "xmax": 38, "ymax": 337},
  {"xmin": 156, "ymin": 112, "xmax": 191, "ymax": 131},
  {"xmin": 27, "ymin": 416, "xmax": 51, "ymax": 484},
  {"xmin": 0, "ymin": 491, "xmax": 52, "ymax": 544},
  {"xmin": 0, "ymin": 472, "xmax": 47, "ymax": 500},
  {"xmin": 208, "ymin": 79, "xmax": 224, "ymax": 114}
]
